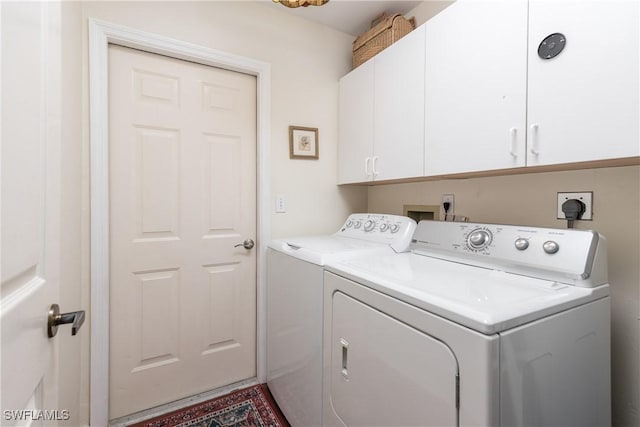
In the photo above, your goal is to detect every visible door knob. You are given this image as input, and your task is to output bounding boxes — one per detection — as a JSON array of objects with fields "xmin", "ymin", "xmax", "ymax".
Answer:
[
  {"xmin": 234, "ymin": 239, "xmax": 255, "ymax": 250},
  {"xmin": 48, "ymin": 304, "xmax": 85, "ymax": 338}
]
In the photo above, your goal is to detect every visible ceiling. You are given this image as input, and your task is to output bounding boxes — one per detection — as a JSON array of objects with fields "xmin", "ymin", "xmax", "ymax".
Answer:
[{"xmin": 271, "ymin": 0, "xmax": 423, "ymax": 36}]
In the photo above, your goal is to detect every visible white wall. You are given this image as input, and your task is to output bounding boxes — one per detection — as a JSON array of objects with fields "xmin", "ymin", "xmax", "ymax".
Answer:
[{"xmin": 368, "ymin": 165, "xmax": 640, "ymax": 427}]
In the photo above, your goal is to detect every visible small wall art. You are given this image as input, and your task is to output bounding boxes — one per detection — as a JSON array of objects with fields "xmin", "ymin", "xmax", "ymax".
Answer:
[{"xmin": 289, "ymin": 126, "xmax": 319, "ymax": 159}]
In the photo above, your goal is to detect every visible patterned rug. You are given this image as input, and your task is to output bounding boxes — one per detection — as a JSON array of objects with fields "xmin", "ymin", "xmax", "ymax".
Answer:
[{"xmin": 129, "ymin": 384, "xmax": 289, "ymax": 427}]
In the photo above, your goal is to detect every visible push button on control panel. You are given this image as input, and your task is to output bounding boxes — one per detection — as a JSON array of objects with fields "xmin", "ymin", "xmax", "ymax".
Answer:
[
  {"xmin": 543, "ymin": 240, "xmax": 560, "ymax": 254},
  {"xmin": 514, "ymin": 238, "xmax": 529, "ymax": 251}
]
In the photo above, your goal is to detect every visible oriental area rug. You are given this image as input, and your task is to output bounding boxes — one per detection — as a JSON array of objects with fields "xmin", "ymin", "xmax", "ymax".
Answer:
[{"xmin": 129, "ymin": 384, "xmax": 289, "ymax": 427}]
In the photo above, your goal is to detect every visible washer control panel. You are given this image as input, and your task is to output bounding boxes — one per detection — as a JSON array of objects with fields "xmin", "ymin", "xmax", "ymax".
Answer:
[
  {"xmin": 338, "ymin": 214, "xmax": 417, "ymax": 252},
  {"xmin": 411, "ymin": 221, "xmax": 605, "ymax": 286}
]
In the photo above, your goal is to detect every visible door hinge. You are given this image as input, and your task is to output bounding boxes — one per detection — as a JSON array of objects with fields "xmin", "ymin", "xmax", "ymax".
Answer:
[{"xmin": 455, "ymin": 373, "xmax": 460, "ymax": 409}]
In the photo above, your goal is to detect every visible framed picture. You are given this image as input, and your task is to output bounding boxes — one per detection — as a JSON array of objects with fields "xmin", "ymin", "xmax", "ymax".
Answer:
[{"xmin": 289, "ymin": 126, "xmax": 319, "ymax": 159}]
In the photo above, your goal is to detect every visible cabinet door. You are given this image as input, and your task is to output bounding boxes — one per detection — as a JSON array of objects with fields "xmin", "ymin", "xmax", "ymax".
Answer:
[
  {"xmin": 424, "ymin": 0, "xmax": 528, "ymax": 176},
  {"xmin": 329, "ymin": 291, "xmax": 458, "ymax": 426},
  {"xmin": 338, "ymin": 60, "xmax": 374, "ymax": 184},
  {"xmin": 374, "ymin": 25, "xmax": 426, "ymax": 181},
  {"xmin": 527, "ymin": 0, "xmax": 639, "ymax": 166}
]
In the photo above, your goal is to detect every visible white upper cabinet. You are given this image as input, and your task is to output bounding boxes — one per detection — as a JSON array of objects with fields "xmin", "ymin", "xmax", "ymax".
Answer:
[
  {"xmin": 424, "ymin": 0, "xmax": 639, "ymax": 175},
  {"xmin": 374, "ymin": 25, "xmax": 426, "ymax": 181},
  {"xmin": 338, "ymin": 26, "xmax": 426, "ymax": 184},
  {"xmin": 527, "ymin": 0, "xmax": 639, "ymax": 166},
  {"xmin": 425, "ymin": 0, "xmax": 528, "ymax": 176},
  {"xmin": 339, "ymin": 0, "xmax": 638, "ymax": 183},
  {"xmin": 338, "ymin": 60, "xmax": 374, "ymax": 184}
]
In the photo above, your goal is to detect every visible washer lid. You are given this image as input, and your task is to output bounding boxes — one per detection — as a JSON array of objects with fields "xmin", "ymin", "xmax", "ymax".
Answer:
[
  {"xmin": 268, "ymin": 235, "xmax": 391, "ymax": 266},
  {"xmin": 325, "ymin": 252, "xmax": 609, "ymax": 334}
]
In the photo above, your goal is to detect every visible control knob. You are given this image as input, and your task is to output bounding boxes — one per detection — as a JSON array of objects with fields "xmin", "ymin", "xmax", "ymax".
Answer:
[
  {"xmin": 389, "ymin": 223, "xmax": 400, "ymax": 233},
  {"xmin": 364, "ymin": 220, "xmax": 376, "ymax": 232},
  {"xmin": 380, "ymin": 223, "xmax": 390, "ymax": 232},
  {"xmin": 467, "ymin": 229, "xmax": 492, "ymax": 250},
  {"xmin": 514, "ymin": 238, "xmax": 529, "ymax": 251},
  {"xmin": 353, "ymin": 221, "xmax": 362, "ymax": 229},
  {"xmin": 543, "ymin": 240, "xmax": 559, "ymax": 254}
]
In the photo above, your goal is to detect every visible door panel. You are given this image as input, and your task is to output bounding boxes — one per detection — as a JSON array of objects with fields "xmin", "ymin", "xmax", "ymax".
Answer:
[
  {"xmin": 329, "ymin": 291, "xmax": 458, "ymax": 426},
  {"xmin": 108, "ymin": 45, "xmax": 257, "ymax": 418},
  {"xmin": 527, "ymin": 0, "xmax": 639, "ymax": 165},
  {"xmin": 1, "ymin": 1, "xmax": 61, "ymax": 424},
  {"xmin": 338, "ymin": 60, "xmax": 374, "ymax": 184},
  {"xmin": 374, "ymin": 25, "xmax": 425, "ymax": 181},
  {"xmin": 424, "ymin": 0, "xmax": 528, "ymax": 175}
]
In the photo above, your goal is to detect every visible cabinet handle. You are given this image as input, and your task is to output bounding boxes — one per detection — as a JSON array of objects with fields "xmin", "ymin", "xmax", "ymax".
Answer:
[
  {"xmin": 364, "ymin": 157, "xmax": 372, "ymax": 177},
  {"xmin": 372, "ymin": 156, "xmax": 379, "ymax": 176},
  {"xmin": 529, "ymin": 124, "xmax": 540, "ymax": 155},
  {"xmin": 509, "ymin": 127, "xmax": 518, "ymax": 158}
]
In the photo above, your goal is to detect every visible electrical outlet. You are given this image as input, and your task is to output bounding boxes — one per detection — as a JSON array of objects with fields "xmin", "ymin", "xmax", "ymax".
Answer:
[
  {"xmin": 442, "ymin": 194, "xmax": 455, "ymax": 216},
  {"xmin": 557, "ymin": 192, "xmax": 593, "ymax": 220}
]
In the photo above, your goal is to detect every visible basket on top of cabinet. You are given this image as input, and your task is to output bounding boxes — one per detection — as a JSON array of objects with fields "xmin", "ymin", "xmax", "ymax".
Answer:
[{"xmin": 352, "ymin": 13, "xmax": 416, "ymax": 69}]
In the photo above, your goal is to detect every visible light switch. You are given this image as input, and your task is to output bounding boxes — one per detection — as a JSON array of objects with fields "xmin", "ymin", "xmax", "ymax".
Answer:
[{"xmin": 276, "ymin": 194, "xmax": 286, "ymax": 213}]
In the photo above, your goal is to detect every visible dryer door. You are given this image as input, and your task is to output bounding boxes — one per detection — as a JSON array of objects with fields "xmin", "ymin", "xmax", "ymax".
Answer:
[{"xmin": 329, "ymin": 291, "xmax": 459, "ymax": 426}]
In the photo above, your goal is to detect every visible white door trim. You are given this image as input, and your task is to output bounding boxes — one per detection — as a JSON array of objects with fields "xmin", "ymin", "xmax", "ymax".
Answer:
[{"xmin": 88, "ymin": 19, "xmax": 271, "ymax": 426}]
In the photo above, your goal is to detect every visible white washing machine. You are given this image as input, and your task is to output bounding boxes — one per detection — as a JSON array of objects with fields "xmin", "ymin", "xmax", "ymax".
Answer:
[
  {"xmin": 267, "ymin": 213, "xmax": 416, "ymax": 427},
  {"xmin": 323, "ymin": 220, "xmax": 611, "ymax": 427}
]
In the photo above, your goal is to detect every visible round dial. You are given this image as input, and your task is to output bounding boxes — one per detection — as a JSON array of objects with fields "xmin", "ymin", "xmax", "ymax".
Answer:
[
  {"xmin": 514, "ymin": 238, "xmax": 529, "ymax": 251},
  {"xmin": 467, "ymin": 229, "xmax": 492, "ymax": 250},
  {"xmin": 345, "ymin": 220, "xmax": 353, "ymax": 228},
  {"xmin": 364, "ymin": 220, "xmax": 376, "ymax": 232},
  {"xmin": 353, "ymin": 220, "xmax": 362, "ymax": 229},
  {"xmin": 389, "ymin": 223, "xmax": 400, "ymax": 233},
  {"xmin": 380, "ymin": 223, "xmax": 390, "ymax": 232},
  {"xmin": 543, "ymin": 240, "xmax": 560, "ymax": 254}
]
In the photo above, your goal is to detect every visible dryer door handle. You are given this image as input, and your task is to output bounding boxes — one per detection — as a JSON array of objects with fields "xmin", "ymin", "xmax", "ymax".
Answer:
[{"xmin": 340, "ymin": 338, "xmax": 349, "ymax": 379}]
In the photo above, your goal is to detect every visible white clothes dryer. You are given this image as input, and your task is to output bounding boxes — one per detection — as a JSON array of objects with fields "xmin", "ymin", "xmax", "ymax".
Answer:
[
  {"xmin": 323, "ymin": 220, "xmax": 610, "ymax": 427},
  {"xmin": 266, "ymin": 213, "xmax": 416, "ymax": 427}
]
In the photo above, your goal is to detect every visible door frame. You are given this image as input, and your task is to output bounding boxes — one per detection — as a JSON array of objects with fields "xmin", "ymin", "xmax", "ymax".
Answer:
[{"xmin": 88, "ymin": 19, "xmax": 271, "ymax": 426}]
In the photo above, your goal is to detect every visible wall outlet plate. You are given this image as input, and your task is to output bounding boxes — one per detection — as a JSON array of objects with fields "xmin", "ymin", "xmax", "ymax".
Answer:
[
  {"xmin": 442, "ymin": 194, "xmax": 454, "ymax": 217},
  {"xmin": 557, "ymin": 192, "xmax": 593, "ymax": 220}
]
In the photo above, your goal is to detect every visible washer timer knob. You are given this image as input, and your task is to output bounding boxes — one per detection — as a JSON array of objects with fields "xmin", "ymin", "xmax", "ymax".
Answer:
[
  {"xmin": 467, "ymin": 229, "xmax": 492, "ymax": 250},
  {"xmin": 543, "ymin": 240, "xmax": 560, "ymax": 254},
  {"xmin": 364, "ymin": 220, "xmax": 376, "ymax": 232},
  {"xmin": 514, "ymin": 238, "xmax": 529, "ymax": 251}
]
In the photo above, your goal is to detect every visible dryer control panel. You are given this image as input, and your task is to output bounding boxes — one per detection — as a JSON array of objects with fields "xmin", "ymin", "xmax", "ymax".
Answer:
[
  {"xmin": 411, "ymin": 221, "xmax": 608, "ymax": 287},
  {"xmin": 337, "ymin": 214, "xmax": 416, "ymax": 253}
]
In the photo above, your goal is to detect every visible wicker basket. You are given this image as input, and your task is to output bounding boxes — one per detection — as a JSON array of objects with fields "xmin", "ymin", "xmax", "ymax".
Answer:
[{"xmin": 352, "ymin": 13, "xmax": 416, "ymax": 69}]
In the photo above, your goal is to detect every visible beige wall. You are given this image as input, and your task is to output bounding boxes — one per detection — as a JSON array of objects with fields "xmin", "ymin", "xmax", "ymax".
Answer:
[
  {"xmin": 80, "ymin": 1, "xmax": 367, "ymax": 240},
  {"xmin": 368, "ymin": 165, "xmax": 640, "ymax": 426}
]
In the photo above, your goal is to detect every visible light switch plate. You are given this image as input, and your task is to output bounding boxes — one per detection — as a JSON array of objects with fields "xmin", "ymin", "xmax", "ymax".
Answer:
[{"xmin": 276, "ymin": 194, "xmax": 286, "ymax": 213}]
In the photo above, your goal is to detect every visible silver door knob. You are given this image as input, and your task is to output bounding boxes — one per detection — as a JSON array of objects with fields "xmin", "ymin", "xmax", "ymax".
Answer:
[
  {"xmin": 48, "ymin": 304, "xmax": 85, "ymax": 338},
  {"xmin": 234, "ymin": 239, "xmax": 255, "ymax": 250}
]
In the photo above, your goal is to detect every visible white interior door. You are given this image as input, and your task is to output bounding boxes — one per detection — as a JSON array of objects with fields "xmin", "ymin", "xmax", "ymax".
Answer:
[
  {"xmin": 108, "ymin": 45, "xmax": 257, "ymax": 418},
  {"xmin": 1, "ymin": 1, "xmax": 65, "ymax": 424}
]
